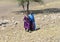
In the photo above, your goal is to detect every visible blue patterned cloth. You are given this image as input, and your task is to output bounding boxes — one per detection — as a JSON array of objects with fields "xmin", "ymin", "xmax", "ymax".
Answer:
[{"xmin": 28, "ymin": 13, "xmax": 36, "ymax": 30}]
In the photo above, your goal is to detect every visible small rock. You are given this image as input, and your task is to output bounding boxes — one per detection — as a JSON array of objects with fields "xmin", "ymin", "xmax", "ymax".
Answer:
[
  {"xmin": 2, "ymin": 24, "xmax": 6, "ymax": 27},
  {"xmin": 44, "ymin": 15, "xmax": 47, "ymax": 17},
  {"xmin": 2, "ymin": 20, "xmax": 9, "ymax": 24},
  {"xmin": 51, "ymin": 21, "xmax": 55, "ymax": 24}
]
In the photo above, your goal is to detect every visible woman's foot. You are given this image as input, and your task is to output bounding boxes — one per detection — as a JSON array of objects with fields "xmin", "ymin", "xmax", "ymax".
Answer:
[
  {"xmin": 25, "ymin": 29, "xmax": 29, "ymax": 32},
  {"xmin": 28, "ymin": 30, "xmax": 32, "ymax": 33}
]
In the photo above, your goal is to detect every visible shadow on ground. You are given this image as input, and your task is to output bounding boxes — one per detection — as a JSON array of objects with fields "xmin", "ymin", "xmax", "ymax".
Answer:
[
  {"xmin": 28, "ymin": 28, "xmax": 40, "ymax": 33},
  {"xmin": 35, "ymin": 28, "xmax": 40, "ymax": 31},
  {"xmin": 12, "ymin": 8, "xmax": 60, "ymax": 14}
]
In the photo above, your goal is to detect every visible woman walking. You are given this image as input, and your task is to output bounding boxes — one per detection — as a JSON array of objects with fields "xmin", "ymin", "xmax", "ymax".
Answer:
[{"xmin": 23, "ymin": 12, "xmax": 36, "ymax": 32}]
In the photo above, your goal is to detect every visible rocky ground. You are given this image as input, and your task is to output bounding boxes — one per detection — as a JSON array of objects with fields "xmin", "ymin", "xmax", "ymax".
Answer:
[{"xmin": 0, "ymin": 0, "xmax": 60, "ymax": 42}]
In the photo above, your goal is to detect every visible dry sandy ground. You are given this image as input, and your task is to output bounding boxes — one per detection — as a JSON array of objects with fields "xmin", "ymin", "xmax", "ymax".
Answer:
[{"xmin": 0, "ymin": 0, "xmax": 60, "ymax": 42}]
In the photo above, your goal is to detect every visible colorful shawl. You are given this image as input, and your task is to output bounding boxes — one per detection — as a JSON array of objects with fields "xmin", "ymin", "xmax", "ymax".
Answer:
[{"xmin": 24, "ymin": 16, "xmax": 30, "ymax": 30}]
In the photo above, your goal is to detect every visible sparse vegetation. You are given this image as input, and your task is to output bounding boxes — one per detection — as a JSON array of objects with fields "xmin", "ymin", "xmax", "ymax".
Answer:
[{"xmin": 17, "ymin": 0, "xmax": 43, "ymax": 14}]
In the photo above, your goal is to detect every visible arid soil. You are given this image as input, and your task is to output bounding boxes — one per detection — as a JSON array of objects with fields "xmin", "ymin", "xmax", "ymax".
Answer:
[{"xmin": 0, "ymin": 0, "xmax": 60, "ymax": 42}]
